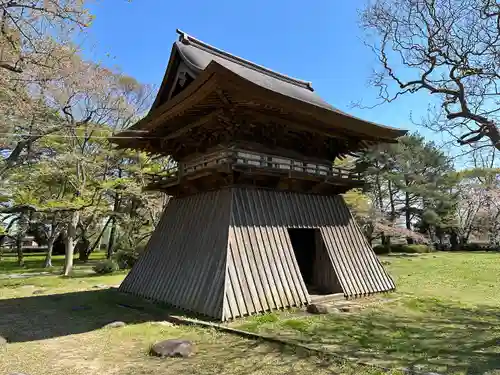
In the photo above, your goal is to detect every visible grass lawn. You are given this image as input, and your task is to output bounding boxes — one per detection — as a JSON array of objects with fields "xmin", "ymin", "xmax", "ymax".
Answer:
[
  {"xmin": 0, "ymin": 253, "xmax": 386, "ymax": 375},
  {"xmin": 0, "ymin": 252, "xmax": 499, "ymax": 374},
  {"xmin": 234, "ymin": 252, "xmax": 500, "ymax": 375},
  {"xmin": 0, "ymin": 251, "xmax": 106, "ymax": 275}
]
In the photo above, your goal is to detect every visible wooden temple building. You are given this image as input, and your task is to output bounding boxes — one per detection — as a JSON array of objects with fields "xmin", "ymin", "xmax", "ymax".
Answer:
[{"xmin": 112, "ymin": 30, "xmax": 407, "ymax": 321}]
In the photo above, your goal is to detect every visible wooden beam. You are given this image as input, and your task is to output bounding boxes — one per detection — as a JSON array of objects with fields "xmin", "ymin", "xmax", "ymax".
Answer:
[
  {"xmin": 162, "ymin": 109, "xmax": 224, "ymax": 141},
  {"xmin": 215, "ymin": 88, "xmax": 232, "ymax": 106},
  {"xmin": 236, "ymin": 107, "xmax": 350, "ymax": 140}
]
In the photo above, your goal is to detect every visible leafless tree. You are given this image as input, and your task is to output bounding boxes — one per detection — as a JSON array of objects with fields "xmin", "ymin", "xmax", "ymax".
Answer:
[{"xmin": 361, "ymin": 0, "xmax": 500, "ymax": 151}]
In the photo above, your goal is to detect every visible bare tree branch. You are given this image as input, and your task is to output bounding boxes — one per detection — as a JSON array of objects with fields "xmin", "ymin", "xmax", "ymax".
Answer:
[{"xmin": 361, "ymin": 0, "xmax": 500, "ymax": 151}]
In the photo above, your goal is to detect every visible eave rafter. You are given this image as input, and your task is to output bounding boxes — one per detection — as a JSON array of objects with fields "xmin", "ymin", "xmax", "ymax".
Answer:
[{"xmin": 111, "ymin": 62, "xmax": 405, "ymax": 159}]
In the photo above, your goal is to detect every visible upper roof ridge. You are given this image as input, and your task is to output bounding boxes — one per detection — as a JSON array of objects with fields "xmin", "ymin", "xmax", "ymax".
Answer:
[{"xmin": 176, "ymin": 29, "xmax": 314, "ymax": 91}]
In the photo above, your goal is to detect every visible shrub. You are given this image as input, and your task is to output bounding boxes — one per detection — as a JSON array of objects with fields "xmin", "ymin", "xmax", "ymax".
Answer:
[
  {"xmin": 373, "ymin": 243, "xmax": 432, "ymax": 254},
  {"xmin": 461, "ymin": 243, "xmax": 500, "ymax": 252},
  {"xmin": 400, "ymin": 244, "xmax": 432, "ymax": 253},
  {"xmin": 93, "ymin": 259, "xmax": 119, "ymax": 274},
  {"xmin": 113, "ymin": 250, "xmax": 139, "ymax": 270},
  {"xmin": 373, "ymin": 245, "xmax": 388, "ymax": 255}
]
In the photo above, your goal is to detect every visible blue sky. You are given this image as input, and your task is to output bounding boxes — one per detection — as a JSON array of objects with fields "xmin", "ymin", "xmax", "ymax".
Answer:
[{"xmin": 84, "ymin": 0, "xmax": 441, "ymax": 142}]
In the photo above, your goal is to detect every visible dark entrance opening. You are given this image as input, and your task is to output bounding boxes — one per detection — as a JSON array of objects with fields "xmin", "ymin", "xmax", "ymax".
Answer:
[
  {"xmin": 287, "ymin": 228, "xmax": 343, "ymax": 296},
  {"xmin": 288, "ymin": 228, "xmax": 316, "ymax": 286}
]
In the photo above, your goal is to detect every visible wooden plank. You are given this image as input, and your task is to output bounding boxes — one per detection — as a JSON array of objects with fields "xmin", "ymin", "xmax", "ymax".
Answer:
[
  {"xmin": 119, "ymin": 191, "xmax": 230, "ymax": 320},
  {"xmin": 265, "ymin": 189, "xmax": 310, "ymax": 305},
  {"xmin": 254, "ymin": 189, "xmax": 290, "ymax": 308},
  {"xmin": 225, "ymin": 235, "xmax": 247, "ymax": 318},
  {"xmin": 231, "ymin": 188, "xmax": 270, "ymax": 313},
  {"xmin": 246, "ymin": 191, "xmax": 281, "ymax": 310},
  {"xmin": 229, "ymin": 190, "xmax": 263, "ymax": 315}
]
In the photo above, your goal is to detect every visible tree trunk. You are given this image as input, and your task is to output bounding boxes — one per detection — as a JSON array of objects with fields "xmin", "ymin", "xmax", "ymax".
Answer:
[
  {"xmin": 107, "ymin": 216, "xmax": 117, "ymax": 259},
  {"xmin": 450, "ymin": 230, "xmax": 459, "ymax": 251},
  {"xmin": 86, "ymin": 216, "xmax": 112, "ymax": 259},
  {"xmin": 388, "ymin": 180, "xmax": 396, "ymax": 222},
  {"xmin": 15, "ymin": 234, "xmax": 24, "ymax": 267},
  {"xmin": 405, "ymin": 190, "xmax": 414, "ymax": 244},
  {"xmin": 44, "ymin": 237, "xmax": 55, "ymax": 268},
  {"xmin": 107, "ymin": 169, "xmax": 122, "ymax": 259},
  {"xmin": 0, "ymin": 236, "xmax": 5, "ymax": 261},
  {"xmin": 460, "ymin": 235, "xmax": 469, "ymax": 247},
  {"xmin": 375, "ymin": 171, "xmax": 389, "ymax": 247},
  {"xmin": 77, "ymin": 237, "xmax": 90, "ymax": 262},
  {"xmin": 63, "ymin": 211, "xmax": 79, "ymax": 276},
  {"xmin": 15, "ymin": 212, "xmax": 28, "ymax": 267}
]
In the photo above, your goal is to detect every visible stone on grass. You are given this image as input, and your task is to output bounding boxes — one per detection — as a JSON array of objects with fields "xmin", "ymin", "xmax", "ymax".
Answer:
[
  {"xmin": 0, "ymin": 335, "xmax": 7, "ymax": 346},
  {"xmin": 32, "ymin": 289, "xmax": 44, "ymax": 295},
  {"xmin": 150, "ymin": 339, "xmax": 194, "ymax": 358},
  {"xmin": 339, "ymin": 305, "xmax": 360, "ymax": 313},
  {"xmin": 104, "ymin": 321, "xmax": 126, "ymax": 328},
  {"xmin": 306, "ymin": 303, "xmax": 332, "ymax": 314},
  {"xmin": 151, "ymin": 321, "xmax": 175, "ymax": 327}
]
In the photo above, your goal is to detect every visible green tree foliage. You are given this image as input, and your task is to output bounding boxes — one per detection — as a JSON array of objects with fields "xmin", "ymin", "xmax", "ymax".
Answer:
[
  {"xmin": 356, "ymin": 133, "xmax": 456, "ymax": 246},
  {"xmin": 0, "ymin": 46, "xmax": 167, "ymax": 273}
]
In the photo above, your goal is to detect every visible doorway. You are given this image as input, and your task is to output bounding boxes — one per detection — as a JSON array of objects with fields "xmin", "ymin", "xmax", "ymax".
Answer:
[
  {"xmin": 288, "ymin": 228, "xmax": 316, "ymax": 286},
  {"xmin": 287, "ymin": 228, "xmax": 343, "ymax": 295}
]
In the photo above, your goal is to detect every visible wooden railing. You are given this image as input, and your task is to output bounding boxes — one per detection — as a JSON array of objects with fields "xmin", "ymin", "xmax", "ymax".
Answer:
[{"xmin": 147, "ymin": 149, "xmax": 362, "ymax": 185}]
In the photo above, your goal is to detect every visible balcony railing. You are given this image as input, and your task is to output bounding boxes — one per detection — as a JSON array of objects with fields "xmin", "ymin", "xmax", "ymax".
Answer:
[{"xmin": 147, "ymin": 149, "xmax": 362, "ymax": 186}]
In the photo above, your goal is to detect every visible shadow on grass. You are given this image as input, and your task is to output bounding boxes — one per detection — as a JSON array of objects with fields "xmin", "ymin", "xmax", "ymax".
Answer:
[
  {"xmin": 238, "ymin": 298, "xmax": 500, "ymax": 375},
  {"xmin": 0, "ymin": 290, "xmax": 376, "ymax": 375},
  {"xmin": 0, "ymin": 289, "xmax": 179, "ymax": 343}
]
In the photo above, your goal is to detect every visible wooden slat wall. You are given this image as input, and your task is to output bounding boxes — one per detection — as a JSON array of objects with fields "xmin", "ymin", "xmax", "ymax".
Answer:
[
  {"xmin": 318, "ymin": 196, "xmax": 396, "ymax": 296},
  {"xmin": 119, "ymin": 186, "xmax": 394, "ymax": 321},
  {"xmin": 119, "ymin": 189, "xmax": 232, "ymax": 320},
  {"xmin": 223, "ymin": 188, "xmax": 310, "ymax": 320},
  {"xmin": 312, "ymin": 231, "xmax": 343, "ymax": 294},
  {"xmin": 225, "ymin": 188, "xmax": 395, "ymax": 306}
]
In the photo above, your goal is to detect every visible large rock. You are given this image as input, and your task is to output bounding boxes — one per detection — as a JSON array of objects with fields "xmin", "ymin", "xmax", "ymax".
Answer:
[
  {"xmin": 0, "ymin": 336, "xmax": 7, "ymax": 345},
  {"xmin": 149, "ymin": 339, "xmax": 194, "ymax": 358},
  {"xmin": 104, "ymin": 321, "xmax": 126, "ymax": 328},
  {"xmin": 306, "ymin": 303, "xmax": 333, "ymax": 314}
]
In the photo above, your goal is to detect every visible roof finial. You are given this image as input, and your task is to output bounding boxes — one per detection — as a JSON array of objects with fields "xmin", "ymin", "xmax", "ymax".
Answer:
[{"xmin": 176, "ymin": 29, "xmax": 190, "ymax": 44}]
